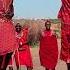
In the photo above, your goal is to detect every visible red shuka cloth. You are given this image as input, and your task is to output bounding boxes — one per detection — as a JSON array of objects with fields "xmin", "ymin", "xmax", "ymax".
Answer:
[
  {"xmin": 9, "ymin": 28, "xmax": 33, "ymax": 67},
  {"xmin": 0, "ymin": 19, "xmax": 18, "ymax": 55},
  {"xmin": 58, "ymin": 0, "xmax": 70, "ymax": 62},
  {"xmin": 0, "ymin": 0, "xmax": 4, "ymax": 12},
  {"xmin": 0, "ymin": 0, "xmax": 18, "ymax": 55},
  {"xmin": 60, "ymin": 24, "xmax": 70, "ymax": 62},
  {"xmin": 58, "ymin": 0, "xmax": 70, "ymax": 24},
  {"xmin": 39, "ymin": 30, "xmax": 58, "ymax": 69},
  {"xmin": 0, "ymin": 0, "xmax": 13, "ymax": 13},
  {"xmin": 16, "ymin": 28, "xmax": 33, "ymax": 67}
]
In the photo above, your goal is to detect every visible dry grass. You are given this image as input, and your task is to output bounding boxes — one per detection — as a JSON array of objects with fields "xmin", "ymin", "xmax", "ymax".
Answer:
[{"xmin": 13, "ymin": 19, "xmax": 61, "ymax": 45}]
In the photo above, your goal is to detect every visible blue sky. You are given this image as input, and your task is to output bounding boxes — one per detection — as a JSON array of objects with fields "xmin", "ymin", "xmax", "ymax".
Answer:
[{"xmin": 14, "ymin": 0, "xmax": 61, "ymax": 19}]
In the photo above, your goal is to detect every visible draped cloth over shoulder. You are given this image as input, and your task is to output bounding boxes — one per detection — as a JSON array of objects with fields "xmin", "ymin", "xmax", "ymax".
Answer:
[
  {"xmin": 0, "ymin": 0, "xmax": 14, "ymax": 19},
  {"xmin": 0, "ymin": 0, "xmax": 18, "ymax": 55},
  {"xmin": 14, "ymin": 27, "xmax": 33, "ymax": 67},
  {"xmin": 58, "ymin": 0, "xmax": 70, "ymax": 62},
  {"xmin": 58, "ymin": 0, "xmax": 70, "ymax": 24},
  {"xmin": 39, "ymin": 30, "xmax": 58, "ymax": 69}
]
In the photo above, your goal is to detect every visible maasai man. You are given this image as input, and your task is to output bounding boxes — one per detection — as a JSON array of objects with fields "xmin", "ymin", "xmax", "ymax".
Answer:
[
  {"xmin": 58, "ymin": 0, "xmax": 70, "ymax": 70},
  {"xmin": 39, "ymin": 20, "xmax": 58, "ymax": 70},
  {"xmin": 0, "ymin": 0, "xmax": 18, "ymax": 70},
  {"xmin": 14, "ymin": 23, "xmax": 33, "ymax": 70},
  {"xmin": 8, "ymin": 23, "xmax": 22, "ymax": 70}
]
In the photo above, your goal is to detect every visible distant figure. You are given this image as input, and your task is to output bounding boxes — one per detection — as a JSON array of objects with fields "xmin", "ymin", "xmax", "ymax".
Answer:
[
  {"xmin": 8, "ymin": 23, "xmax": 22, "ymax": 70},
  {"xmin": 39, "ymin": 20, "xmax": 58, "ymax": 70},
  {"xmin": 0, "ymin": 0, "xmax": 18, "ymax": 70},
  {"xmin": 58, "ymin": 0, "xmax": 70, "ymax": 70},
  {"xmin": 14, "ymin": 23, "xmax": 33, "ymax": 70}
]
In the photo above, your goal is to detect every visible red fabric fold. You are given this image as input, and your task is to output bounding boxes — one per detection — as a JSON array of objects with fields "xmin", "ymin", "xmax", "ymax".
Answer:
[{"xmin": 58, "ymin": 0, "xmax": 70, "ymax": 24}]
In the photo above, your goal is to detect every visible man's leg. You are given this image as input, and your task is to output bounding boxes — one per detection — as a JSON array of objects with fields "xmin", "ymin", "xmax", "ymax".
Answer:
[
  {"xmin": 27, "ymin": 66, "xmax": 33, "ymax": 70},
  {"xmin": 14, "ymin": 50, "xmax": 19, "ymax": 70},
  {"xmin": 67, "ymin": 63, "xmax": 70, "ymax": 70},
  {"xmin": 0, "ymin": 56, "xmax": 3, "ymax": 69},
  {"xmin": 45, "ymin": 67, "xmax": 49, "ymax": 70},
  {"xmin": 9, "ymin": 66, "xmax": 13, "ymax": 70},
  {"xmin": 1, "ymin": 52, "xmax": 13, "ymax": 70}
]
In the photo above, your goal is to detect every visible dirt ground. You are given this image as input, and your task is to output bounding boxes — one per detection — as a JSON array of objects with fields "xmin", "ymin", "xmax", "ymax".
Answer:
[{"xmin": 7, "ymin": 39, "xmax": 68, "ymax": 70}]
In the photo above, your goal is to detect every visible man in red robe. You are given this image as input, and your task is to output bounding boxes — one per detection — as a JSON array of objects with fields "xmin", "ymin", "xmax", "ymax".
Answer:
[
  {"xmin": 0, "ymin": 0, "xmax": 18, "ymax": 70},
  {"xmin": 58, "ymin": 0, "xmax": 70, "ymax": 70},
  {"xmin": 39, "ymin": 20, "xmax": 58, "ymax": 70},
  {"xmin": 13, "ymin": 23, "xmax": 33, "ymax": 70}
]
